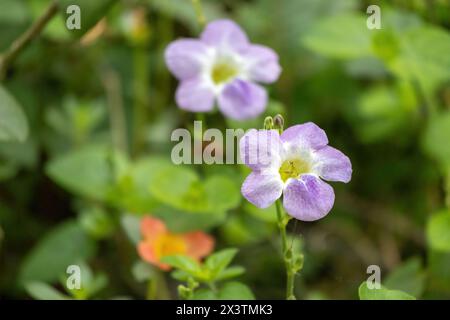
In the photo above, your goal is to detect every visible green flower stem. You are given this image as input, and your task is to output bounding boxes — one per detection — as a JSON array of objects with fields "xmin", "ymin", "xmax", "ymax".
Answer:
[
  {"xmin": 275, "ymin": 200, "xmax": 296, "ymax": 300},
  {"xmin": 196, "ymin": 112, "xmax": 206, "ymax": 126},
  {"xmin": 195, "ymin": 113, "xmax": 206, "ymax": 175},
  {"xmin": 191, "ymin": 0, "xmax": 206, "ymax": 28},
  {"xmin": 146, "ymin": 271, "xmax": 170, "ymax": 300},
  {"xmin": 146, "ymin": 276, "xmax": 157, "ymax": 300},
  {"xmin": 101, "ymin": 68, "xmax": 128, "ymax": 154}
]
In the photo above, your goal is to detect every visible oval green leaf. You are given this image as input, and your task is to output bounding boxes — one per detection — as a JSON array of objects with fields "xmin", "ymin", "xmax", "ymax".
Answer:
[{"xmin": 0, "ymin": 85, "xmax": 29, "ymax": 142}]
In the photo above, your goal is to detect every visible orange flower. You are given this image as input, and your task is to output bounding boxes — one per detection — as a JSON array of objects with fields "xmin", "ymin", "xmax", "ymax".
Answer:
[{"xmin": 137, "ymin": 216, "xmax": 214, "ymax": 271}]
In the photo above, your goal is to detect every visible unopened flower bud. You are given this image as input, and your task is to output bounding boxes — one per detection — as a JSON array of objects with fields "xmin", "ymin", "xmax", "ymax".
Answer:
[
  {"xmin": 264, "ymin": 116, "xmax": 273, "ymax": 130},
  {"xmin": 273, "ymin": 114, "xmax": 284, "ymax": 133}
]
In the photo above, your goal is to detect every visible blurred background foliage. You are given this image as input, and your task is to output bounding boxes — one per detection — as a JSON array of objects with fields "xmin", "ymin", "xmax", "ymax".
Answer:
[{"xmin": 0, "ymin": 0, "xmax": 450, "ymax": 299}]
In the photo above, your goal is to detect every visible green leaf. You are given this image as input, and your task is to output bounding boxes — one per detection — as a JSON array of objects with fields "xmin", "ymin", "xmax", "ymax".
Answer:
[
  {"xmin": 215, "ymin": 266, "xmax": 245, "ymax": 282},
  {"xmin": 191, "ymin": 282, "xmax": 255, "ymax": 300},
  {"xmin": 428, "ymin": 251, "xmax": 450, "ymax": 296},
  {"xmin": 25, "ymin": 282, "xmax": 70, "ymax": 300},
  {"xmin": 44, "ymin": 98, "xmax": 106, "ymax": 143},
  {"xmin": 120, "ymin": 214, "xmax": 141, "ymax": 245},
  {"xmin": 218, "ymin": 282, "xmax": 255, "ymax": 300},
  {"xmin": 394, "ymin": 25, "xmax": 450, "ymax": 91},
  {"xmin": 345, "ymin": 56, "xmax": 388, "ymax": 78},
  {"xmin": 0, "ymin": 85, "xmax": 29, "ymax": 142},
  {"xmin": 46, "ymin": 144, "xmax": 127, "ymax": 201},
  {"xmin": 147, "ymin": 0, "xmax": 223, "ymax": 32},
  {"xmin": 152, "ymin": 205, "xmax": 226, "ymax": 233},
  {"xmin": 0, "ymin": 139, "xmax": 38, "ymax": 169},
  {"xmin": 385, "ymin": 257, "xmax": 426, "ymax": 298},
  {"xmin": 29, "ymin": 0, "xmax": 70, "ymax": 40},
  {"xmin": 355, "ymin": 84, "xmax": 415, "ymax": 143},
  {"xmin": 64, "ymin": 262, "xmax": 108, "ymax": 299},
  {"xmin": 358, "ymin": 282, "xmax": 416, "ymax": 300},
  {"xmin": 0, "ymin": 161, "xmax": 19, "ymax": 181},
  {"xmin": 427, "ymin": 210, "xmax": 450, "ymax": 252},
  {"xmin": 171, "ymin": 270, "xmax": 191, "ymax": 282},
  {"xmin": 114, "ymin": 157, "xmax": 171, "ymax": 213},
  {"xmin": 303, "ymin": 13, "xmax": 372, "ymax": 59},
  {"xmin": 238, "ymin": 0, "xmax": 357, "ymax": 56},
  {"xmin": 0, "ymin": 0, "xmax": 28, "ymax": 25},
  {"xmin": 245, "ymin": 202, "xmax": 277, "ymax": 223},
  {"xmin": 132, "ymin": 261, "xmax": 155, "ymax": 283},
  {"xmin": 423, "ymin": 112, "xmax": 450, "ymax": 167},
  {"xmin": 204, "ymin": 176, "xmax": 240, "ymax": 212},
  {"xmin": 19, "ymin": 221, "xmax": 96, "ymax": 285},
  {"xmin": 161, "ymin": 255, "xmax": 202, "ymax": 276},
  {"xmin": 220, "ymin": 214, "xmax": 275, "ymax": 246},
  {"xmin": 205, "ymin": 248, "xmax": 238, "ymax": 279},
  {"xmin": 192, "ymin": 288, "xmax": 217, "ymax": 300},
  {"xmin": 84, "ymin": 273, "xmax": 108, "ymax": 298},
  {"xmin": 150, "ymin": 165, "xmax": 201, "ymax": 212},
  {"xmin": 78, "ymin": 206, "xmax": 115, "ymax": 239},
  {"xmin": 58, "ymin": 0, "xmax": 118, "ymax": 38},
  {"xmin": 150, "ymin": 165, "xmax": 239, "ymax": 213},
  {"xmin": 169, "ymin": 253, "xmax": 244, "ymax": 283},
  {"xmin": 370, "ymin": 29, "xmax": 401, "ymax": 64}
]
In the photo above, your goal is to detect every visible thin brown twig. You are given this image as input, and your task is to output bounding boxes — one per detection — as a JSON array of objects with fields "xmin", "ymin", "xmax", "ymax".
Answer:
[{"xmin": 0, "ymin": 0, "xmax": 59, "ymax": 80}]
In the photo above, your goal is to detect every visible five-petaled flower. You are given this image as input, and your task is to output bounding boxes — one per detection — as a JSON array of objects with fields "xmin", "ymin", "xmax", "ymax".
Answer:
[
  {"xmin": 240, "ymin": 122, "xmax": 352, "ymax": 221},
  {"xmin": 137, "ymin": 216, "xmax": 214, "ymax": 270},
  {"xmin": 165, "ymin": 19, "xmax": 281, "ymax": 120}
]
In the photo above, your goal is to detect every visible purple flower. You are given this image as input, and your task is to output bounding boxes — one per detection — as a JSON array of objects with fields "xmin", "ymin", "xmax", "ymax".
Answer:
[
  {"xmin": 240, "ymin": 122, "xmax": 352, "ymax": 221},
  {"xmin": 165, "ymin": 19, "xmax": 281, "ymax": 120}
]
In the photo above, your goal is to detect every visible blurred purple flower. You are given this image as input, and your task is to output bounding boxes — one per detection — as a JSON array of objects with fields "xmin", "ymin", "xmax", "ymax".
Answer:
[
  {"xmin": 240, "ymin": 122, "xmax": 352, "ymax": 221},
  {"xmin": 165, "ymin": 19, "xmax": 281, "ymax": 120}
]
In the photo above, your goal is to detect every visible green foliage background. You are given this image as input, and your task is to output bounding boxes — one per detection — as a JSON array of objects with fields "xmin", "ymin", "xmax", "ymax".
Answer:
[{"xmin": 0, "ymin": 0, "xmax": 449, "ymax": 299}]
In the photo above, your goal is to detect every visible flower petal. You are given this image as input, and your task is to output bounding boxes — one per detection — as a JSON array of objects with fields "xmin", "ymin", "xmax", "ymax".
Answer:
[
  {"xmin": 183, "ymin": 232, "xmax": 215, "ymax": 260},
  {"xmin": 243, "ymin": 45, "xmax": 281, "ymax": 83},
  {"xmin": 280, "ymin": 122, "xmax": 329, "ymax": 150},
  {"xmin": 283, "ymin": 175, "xmax": 335, "ymax": 221},
  {"xmin": 241, "ymin": 171, "xmax": 283, "ymax": 208},
  {"xmin": 137, "ymin": 242, "xmax": 156, "ymax": 263},
  {"xmin": 176, "ymin": 78, "xmax": 215, "ymax": 112},
  {"xmin": 312, "ymin": 146, "xmax": 352, "ymax": 183},
  {"xmin": 137, "ymin": 242, "xmax": 170, "ymax": 271},
  {"xmin": 239, "ymin": 129, "xmax": 283, "ymax": 170},
  {"xmin": 218, "ymin": 79, "xmax": 267, "ymax": 120},
  {"xmin": 165, "ymin": 39, "xmax": 210, "ymax": 80},
  {"xmin": 140, "ymin": 216, "xmax": 166, "ymax": 241},
  {"xmin": 200, "ymin": 19, "xmax": 249, "ymax": 51}
]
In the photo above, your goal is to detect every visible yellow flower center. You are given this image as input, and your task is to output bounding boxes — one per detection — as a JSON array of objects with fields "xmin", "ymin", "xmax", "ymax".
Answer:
[
  {"xmin": 279, "ymin": 158, "xmax": 311, "ymax": 182},
  {"xmin": 211, "ymin": 61, "xmax": 238, "ymax": 84},
  {"xmin": 154, "ymin": 233, "xmax": 187, "ymax": 259}
]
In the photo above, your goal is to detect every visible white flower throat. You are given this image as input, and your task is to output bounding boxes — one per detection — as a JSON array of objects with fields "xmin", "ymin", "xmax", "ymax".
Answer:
[
  {"xmin": 279, "ymin": 158, "xmax": 311, "ymax": 182},
  {"xmin": 210, "ymin": 56, "xmax": 240, "ymax": 85}
]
